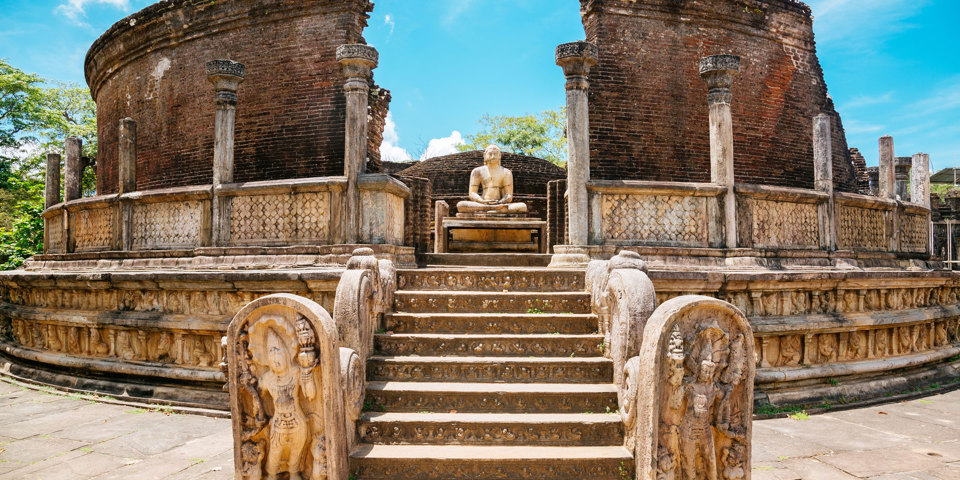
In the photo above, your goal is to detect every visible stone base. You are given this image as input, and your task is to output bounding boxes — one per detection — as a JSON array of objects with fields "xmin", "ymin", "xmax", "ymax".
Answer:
[
  {"xmin": 438, "ymin": 217, "xmax": 547, "ymax": 254},
  {"xmin": 548, "ymin": 245, "xmax": 591, "ymax": 268}
]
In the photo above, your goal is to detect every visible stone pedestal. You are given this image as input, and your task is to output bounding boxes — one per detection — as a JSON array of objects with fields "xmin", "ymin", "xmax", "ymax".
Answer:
[
  {"xmin": 437, "ymin": 215, "xmax": 547, "ymax": 254},
  {"xmin": 337, "ymin": 44, "xmax": 379, "ymax": 244},
  {"xmin": 699, "ymin": 55, "xmax": 741, "ymax": 249},
  {"xmin": 207, "ymin": 59, "xmax": 245, "ymax": 246}
]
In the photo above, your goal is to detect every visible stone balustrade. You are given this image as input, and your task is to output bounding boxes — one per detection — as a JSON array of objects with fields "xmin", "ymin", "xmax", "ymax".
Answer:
[
  {"xmin": 42, "ymin": 175, "xmax": 409, "ymax": 255},
  {"xmin": 581, "ymin": 178, "xmax": 931, "ymax": 257}
]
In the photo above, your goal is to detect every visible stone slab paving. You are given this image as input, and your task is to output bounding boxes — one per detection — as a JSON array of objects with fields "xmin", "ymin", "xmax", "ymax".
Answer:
[{"xmin": 1, "ymin": 378, "xmax": 959, "ymax": 479}]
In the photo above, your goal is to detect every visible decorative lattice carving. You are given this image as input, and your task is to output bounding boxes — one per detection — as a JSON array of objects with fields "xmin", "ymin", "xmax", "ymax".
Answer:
[
  {"xmin": 229, "ymin": 193, "xmax": 328, "ymax": 245},
  {"xmin": 900, "ymin": 213, "xmax": 929, "ymax": 253},
  {"xmin": 837, "ymin": 205, "xmax": 886, "ymax": 250},
  {"xmin": 601, "ymin": 194, "xmax": 707, "ymax": 246},
  {"xmin": 73, "ymin": 207, "xmax": 115, "ymax": 251},
  {"xmin": 133, "ymin": 201, "xmax": 204, "ymax": 250},
  {"xmin": 747, "ymin": 199, "xmax": 818, "ymax": 249},
  {"xmin": 46, "ymin": 214, "xmax": 65, "ymax": 253}
]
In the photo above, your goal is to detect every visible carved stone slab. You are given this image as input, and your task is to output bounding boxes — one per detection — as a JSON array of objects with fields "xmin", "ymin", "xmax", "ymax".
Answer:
[
  {"xmin": 630, "ymin": 296, "xmax": 755, "ymax": 480},
  {"xmin": 227, "ymin": 293, "xmax": 349, "ymax": 480}
]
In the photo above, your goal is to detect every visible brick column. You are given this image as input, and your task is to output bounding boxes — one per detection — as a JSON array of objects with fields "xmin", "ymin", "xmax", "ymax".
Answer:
[
  {"xmin": 813, "ymin": 114, "xmax": 836, "ymax": 250},
  {"xmin": 64, "ymin": 137, "xmax": 82, "ymax": 202},
  {"xmin": 555, "ymin": 41, "xmax": 597, "ymax": 247},
  {"xmin": 337, "ymin": 44, "xmax": 379, "ymax": 244},
  {"xmin": 45, "ymin": 154, "xmax": 61, "ymax": 209},
  {"xmin": 206, "ymin": 59, "xmax": 245, "ymax": 246},
  {"xmin": 699, "ymin": 55, "xmax": 741, "ymax": 249},
  {"xmin": 878, "ymin": 136, "xmax": 896, "ymax": 200}
]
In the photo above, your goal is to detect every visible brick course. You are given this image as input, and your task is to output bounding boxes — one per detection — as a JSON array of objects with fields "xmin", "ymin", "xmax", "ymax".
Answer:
[
  {"xmin": 87, "ymin": 0, "xmax": 381, "ymax": 194},
  {"xmin": 580, "ymin": 0, "xmax": 859, "ymax": 192}
]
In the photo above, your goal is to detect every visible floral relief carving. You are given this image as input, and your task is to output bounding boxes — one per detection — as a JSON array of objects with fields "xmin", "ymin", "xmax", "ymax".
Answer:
[
  {"xmin": 837, "ymin": 205, "xmax": 886, "ymax": 250},
  {"xmin": 230, "ymin": 192, "xmax": 329, "ymax": 245},
  {"xmin": 900, "ymin": 213, "xmax": 929, "ymax": 253},
  {"xmin": 73, "ymin": 206, "xmax": 115, "ymax": 251},
  {"xmin": 747, "ymin": 198, "xmax": 818, "ymax": 249},
  {"xmin": 601, "ymin": 194, "xmax": 708, "ymax": 247},
  {"xmin": 133, "ymin": 201, "xmax": 204, "ymax": 249}
]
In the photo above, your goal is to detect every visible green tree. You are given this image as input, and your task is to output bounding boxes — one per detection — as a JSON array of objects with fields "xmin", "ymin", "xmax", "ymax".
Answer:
[
  {"xmin": 0, "ymin": 58, "xmax": 98, "ymax": 270},
  {"xmin": 458, "ymin": 108, "xmax": 567, "ymax": 166}
]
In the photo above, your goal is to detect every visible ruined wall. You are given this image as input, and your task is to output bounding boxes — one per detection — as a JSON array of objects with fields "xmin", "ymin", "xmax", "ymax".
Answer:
[
  {"xmin": 87, "ymin": 0, "xmax": 378, "ymax": 194},
  {"xmin": 581, "ymin": 0, "xmax": 859, "ymax": 192}
]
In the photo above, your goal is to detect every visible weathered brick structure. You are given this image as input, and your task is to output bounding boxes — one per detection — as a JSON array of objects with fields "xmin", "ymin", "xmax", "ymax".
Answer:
[
  {"xmin": 581, "ymin": 0, "xmax": 859, "ymax": 192},
  {"xmin": 87, "ymin": 0, "xmax": 386, "ymax": 194},
  {"xmin": 395, "ymin": 151, "xmax": 566, "ymax": 219}
]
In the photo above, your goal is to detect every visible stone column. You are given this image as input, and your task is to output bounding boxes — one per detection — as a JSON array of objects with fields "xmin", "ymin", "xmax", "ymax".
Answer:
[
  {"xmin": 64, "ymin": 137, "xmax": 82, "ymax": 202},
  {"xmin": 911, "ymin": 153, "xmax": 930, "ymax": 208},
  {"xmin": 878, "ymin": 136, "xmax": 896, "ymax": 200},
  {"xmin": 337, "ymin": 44, "xmax": 379, "ymax": 244},
  {"xmin": 206, "ymin": 59, "xmax": 245, "ymax": 246},
  {"xmin": 813, "ymin": 114, "xmax": 836, "ymax": 250},
  {"xmin": 118, "ymin": 118, "xmax": 137, "ymax": 194},
  {"xmin": 556, "ymin": 41, "xmax": 598, "ymax": 247},
  {"xmin": 45, "ymin": 154, "xmax": 61, "ymax": 209},
  {"xmin": 699, "ymin": 55, "xmax": 741, "ymax": 249}
]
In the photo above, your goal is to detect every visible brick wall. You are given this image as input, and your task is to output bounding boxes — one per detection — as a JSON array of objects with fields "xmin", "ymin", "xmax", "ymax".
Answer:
[
  {"xmin": 87, "ymin": 0, "xmax": 382, "ymax": 194},
  {"xmin": 393, "ymin": 175, "xmax": 432, "ymax": 253},
  {"xmin": 395, "ymin": 151, "xmax": 566, "ymax": 219},
  {"xmin": 849, "ymin": 148, "xmax": 870, "ymax": 194},
  {"xmin": 547, "ymin": 179, "xmax": 568, "ymax": 248},
  {"xmin": 580, "ymin": 0, "xmax": 859, "ymax": 193}
]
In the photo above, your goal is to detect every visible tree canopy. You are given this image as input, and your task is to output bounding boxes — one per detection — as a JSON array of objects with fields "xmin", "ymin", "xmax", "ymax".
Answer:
[
  {"xmin": 0, "ymin": 58, "xmax": 97, "ymax": 270},
  {"xmin": 458, "ymin": 108, "xmax": 567, "ymax": 166}
]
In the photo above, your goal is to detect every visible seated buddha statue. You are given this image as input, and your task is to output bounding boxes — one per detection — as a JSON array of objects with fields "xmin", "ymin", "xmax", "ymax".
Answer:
[{"xmin": 456, "ymin": 145, "xmax": 528, "ymax": 215}]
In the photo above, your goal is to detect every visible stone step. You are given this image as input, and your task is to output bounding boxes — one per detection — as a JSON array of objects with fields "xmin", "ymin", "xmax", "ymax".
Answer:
[
  {"xmin": 364, "ymin": 382, "xmax": 619, "ymax": 414},
  {"xmin": 416, "ymin": 253, "xmax": 554, "ymax": 268},
  {"xmin": 397, "ymin": 268, "xmax": 585, "ymax": 292},
  {"xmin": 375, "ymin": 333, "xmax": 604, "ymax": 357},
  {"xmin": 366, "ymin": 356, "xmax": 613, "ymax": 383},
  {"xmin": 357, "ymin": 412, "xmax": 623, "ymax": 447},
  {"xmin": 349, "ymin": 444, "xmax": 635, "ymax": 480},
  {"xmin": 393, "ymin": 291, "xmax": 591, "ymax": 314},
  {"xmin": 385, "ymin": 313, "xmax": 599, "ymax": 335}
]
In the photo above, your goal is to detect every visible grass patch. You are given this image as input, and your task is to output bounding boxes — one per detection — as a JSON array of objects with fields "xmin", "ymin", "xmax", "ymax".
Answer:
[{"xmin": 788, "ymin": 411, "xmax": 810, "ymax": 421}]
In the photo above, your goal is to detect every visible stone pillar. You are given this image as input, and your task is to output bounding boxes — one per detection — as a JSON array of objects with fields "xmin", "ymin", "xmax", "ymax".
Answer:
[
  {"xmin": 878, "ymin": 136, "xmax": 896, "ymax": 200},
  {"xmin": 64, "ymin": 137, "xmax": 82, "ymax": 202},
  {"xmin": 911, "ymin": 153, "xmax": 930, "ymax": 208},
  {"xmin": 813, "ymin": 114, "xmax": 836, "ymax": 250},
  {"xmin": 44, "ymin": 154, "xmax": 61, "ymax": 209},
  {"xmin": 337, "ymin": 44, "xmax": 379, "ymax": 244},
  {"xmin": 206, "ymin": 59, "xmax": 245, "ymax": 246},
  {"xmin": 699, "ymin": 55, "xmax": 741, "ymax": 249},
  {"xmin": 556, "ymin": 41, "xmax": 598, "ymax": 247},
  {"xmin": 118, "ymin": 118, "xmax": 137, "ymax": 194}
]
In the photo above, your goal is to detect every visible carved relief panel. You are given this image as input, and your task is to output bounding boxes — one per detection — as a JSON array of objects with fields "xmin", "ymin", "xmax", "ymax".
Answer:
[
  {"xmin": 629, "ymin": 296, "xmax": 754, "ymax": 480},
  {"xmin": 72, "ymin": 206, "xmax": 116, "ymax": 252},
  {"xmin": 837, "ymin": 205, "xmax": 886, "ymax": 251},
  {"xmin": 601, "ymin": 194, "xmax": 708, "ymax": 247},
  {"xmin": 227, "ymin": 293, "xmax": 348, "ymax": 480},
  {"xmin": 132, "ymin": 200, "xmax": 205, "ymax": 250}
]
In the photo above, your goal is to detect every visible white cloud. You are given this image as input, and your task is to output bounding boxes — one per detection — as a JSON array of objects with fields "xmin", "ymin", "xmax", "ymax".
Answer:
[
  {"xmin": 807, "ymin": 0, "xmax": 926, "ymax": 49},
  {"xmin": 839, "ymin": 91, "xmax": 895, "ymax": 111},
  {"xmin": 384, "ymin": 14, "xmax": 395, "ymax": 36},
  {"xmin": 379, "ymin": 112, "xmax": 412, "ymax": 163},
  {"xmin": 843, "ymin": 119, "xmax": 885, "ymax": 135},
  {"xmin": 55, "ymin": 0, "xmax": 130, "ymax": 24},
  {"xmin": 421, "ymin": 131, "xmax": 465, "ymax": 160}
]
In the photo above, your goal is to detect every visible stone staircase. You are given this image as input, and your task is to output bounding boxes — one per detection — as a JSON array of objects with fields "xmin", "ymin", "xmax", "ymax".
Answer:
[{"xmin": 349, "ymin": 266, "xmax": 634, "ymax": 479}]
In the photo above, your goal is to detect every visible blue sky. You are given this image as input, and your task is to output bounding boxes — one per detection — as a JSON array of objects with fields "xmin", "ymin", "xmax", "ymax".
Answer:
[{"xmin": 2, "ymin": 0, "xmax": 958, "ymax": 171}]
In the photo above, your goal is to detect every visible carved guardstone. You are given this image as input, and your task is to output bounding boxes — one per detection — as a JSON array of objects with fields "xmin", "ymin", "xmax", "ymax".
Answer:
[
  {"xmin": 227, "ymin": 293, "xmax": 350, "ymax": 480},
  {"xmin": 628, "ymin": 295, "xmax": 755, "ymax": 480}
]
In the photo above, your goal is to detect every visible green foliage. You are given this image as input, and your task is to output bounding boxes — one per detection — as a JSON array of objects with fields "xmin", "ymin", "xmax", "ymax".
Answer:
[
  {"xmin": 458, "ymin": 108, "xmax": 567, "ymax": 166},
  {"xmin": 0, "ymin": 58, "xmax": 98, "ymax": 270}
]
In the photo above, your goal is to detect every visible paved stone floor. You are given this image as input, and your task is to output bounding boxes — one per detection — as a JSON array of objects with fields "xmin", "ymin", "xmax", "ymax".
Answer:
[{"xmin": 0, "ymin": 378, "xmax": 958, "ymax": 479}]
